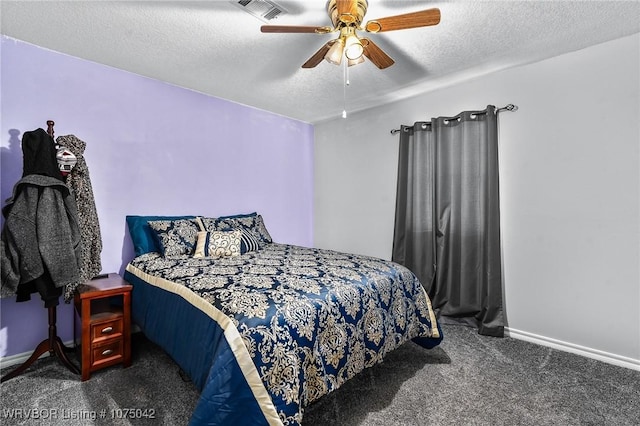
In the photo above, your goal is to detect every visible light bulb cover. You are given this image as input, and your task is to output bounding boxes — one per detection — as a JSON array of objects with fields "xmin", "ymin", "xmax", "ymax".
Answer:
[
  {"xmin": 344, "ymin": 34, "xmax": 364, "ymax": 60},
  {"xmin": 324, "ymin": 39, "xmax": 344, "ymax": 65},
  {"xmin": 348, "ymin": 55, "xmax": 365, "ymax": 67}
]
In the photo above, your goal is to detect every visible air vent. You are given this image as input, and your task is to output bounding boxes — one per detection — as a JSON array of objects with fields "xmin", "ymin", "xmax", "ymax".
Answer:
[{"xmin": 231, "ymin": 0, "xmax": 288, "ymax": 22}]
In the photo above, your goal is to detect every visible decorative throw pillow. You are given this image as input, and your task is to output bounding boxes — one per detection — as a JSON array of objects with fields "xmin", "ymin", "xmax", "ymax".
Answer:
[
  {"xmin": 238, "ymin": 228, "xmax": 260, "ymax": 254},
  {"xmin": 199, "ymin": 213, "xmax": 270, "ymax": 252},
  {"xmin": 193, "ymin": 230, "xmax": 242, "ymax": 258},
  {"xmin": 148, "ymin": 218, "xmax": 200, "ymax": 257}
]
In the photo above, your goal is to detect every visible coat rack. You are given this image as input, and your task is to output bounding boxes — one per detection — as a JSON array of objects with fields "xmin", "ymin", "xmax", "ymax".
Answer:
[
  {"xmin": 0, "ymin": 306, "xmax": 80, "ymax": 382},
  {"xmin": 1, "ymin": 120, "xmax": 81, "ymax": 383},
  {"xmin": 46, "ymin": 120, "xmax": 55, "ymax": 138}
]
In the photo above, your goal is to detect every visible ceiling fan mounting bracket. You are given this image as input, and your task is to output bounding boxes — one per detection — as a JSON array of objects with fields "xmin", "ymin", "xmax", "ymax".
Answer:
[{"xmin": 327, "ymin": 0, "xmax": 368, "ymax": 27}]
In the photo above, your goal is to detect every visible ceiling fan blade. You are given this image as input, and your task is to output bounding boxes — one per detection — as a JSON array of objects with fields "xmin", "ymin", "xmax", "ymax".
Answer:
[
  {"xmin": 361, "ymin": 38, "xmax": 394, "ymax": 69},
  {"xmin": 302, "ymin": 41, "xmax": 335, "ymax": 68},
  {"xmin": 364, "ymin": 8, "xmax": 441, "ymax": 33},
  {"xmin": 261, "ymin": 25, "xmax": 329, "ymax": 34}
]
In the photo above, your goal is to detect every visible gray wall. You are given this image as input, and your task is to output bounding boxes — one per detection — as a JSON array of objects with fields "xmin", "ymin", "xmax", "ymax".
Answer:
[{"xmin": 314, "ymin": 34, "xmax": 639, "ymax": 365}]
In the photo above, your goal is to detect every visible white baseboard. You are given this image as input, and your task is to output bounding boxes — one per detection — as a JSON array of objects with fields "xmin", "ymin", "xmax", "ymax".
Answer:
[
  {"xmin": 0, "ymin": 340, "xmax": 76, "ymax": 369},
  {"xmin": 506, "ymin": 327, "xmax": 640, "ymax": 372}
]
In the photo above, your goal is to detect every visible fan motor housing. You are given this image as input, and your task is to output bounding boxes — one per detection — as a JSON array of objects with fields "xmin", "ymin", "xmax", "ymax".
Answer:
[{"xmin": 327, "ymin": 0, "xmax": 368, "ymax": 27}]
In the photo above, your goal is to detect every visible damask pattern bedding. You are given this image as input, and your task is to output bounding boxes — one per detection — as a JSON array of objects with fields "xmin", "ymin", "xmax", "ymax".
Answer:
[{"xmin": 124, "ymin": 242, "xmax": 442, "ymax": 426}]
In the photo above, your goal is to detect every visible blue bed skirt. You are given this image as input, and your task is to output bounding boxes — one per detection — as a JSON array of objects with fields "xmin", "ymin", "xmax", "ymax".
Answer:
[{"xmin": 125, "ymin": 271, "xmax": 269, "ymax": 425}]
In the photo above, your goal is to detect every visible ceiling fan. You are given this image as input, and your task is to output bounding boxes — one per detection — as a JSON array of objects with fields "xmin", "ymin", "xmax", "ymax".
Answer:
[{"xmin": 260, "ymin": 0, "xmax": 441, "ymax": 69}]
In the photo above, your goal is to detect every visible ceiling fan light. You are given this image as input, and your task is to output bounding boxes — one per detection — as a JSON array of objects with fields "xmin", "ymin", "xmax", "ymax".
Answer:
[
  {"xmin": 344, "ymin": 35, "xmax": 364, "ymax": 60},
  {"xmin": 348, "ymin": 55, "xmax": 365, "ymax": 67},
  {"xmin": 324, "ymin": 39, "xmax": 344, "ymax": 65}
]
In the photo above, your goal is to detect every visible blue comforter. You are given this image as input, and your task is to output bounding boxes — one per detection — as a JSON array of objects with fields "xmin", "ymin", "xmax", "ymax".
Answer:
[{"xmin": 124, "ymin": 243, "xmax": 441, "ymax": 425}]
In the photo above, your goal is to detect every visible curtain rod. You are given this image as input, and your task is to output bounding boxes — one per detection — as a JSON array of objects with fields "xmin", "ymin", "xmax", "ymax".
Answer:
[{"xmin": 390, "ymin": 104, "xmax": 518, "ymax": 135}]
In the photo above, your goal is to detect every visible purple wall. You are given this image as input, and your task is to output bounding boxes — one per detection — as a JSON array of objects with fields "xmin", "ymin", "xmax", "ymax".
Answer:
[{"xmin": 0, "ymin": 36, "xmax": 314, "ymax": 358}]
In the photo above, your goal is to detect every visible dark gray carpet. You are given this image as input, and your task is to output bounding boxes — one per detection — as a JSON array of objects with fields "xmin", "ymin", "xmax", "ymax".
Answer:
[{"xmin": 1, "ymin": 324, "xmax": 638, "ymax": 425}]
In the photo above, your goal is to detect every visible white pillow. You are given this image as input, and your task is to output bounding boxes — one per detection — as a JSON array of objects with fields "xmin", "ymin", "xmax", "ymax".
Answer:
[{"xmin": 193, "ymin": 229, "xmax": 242, "ymax": 258}]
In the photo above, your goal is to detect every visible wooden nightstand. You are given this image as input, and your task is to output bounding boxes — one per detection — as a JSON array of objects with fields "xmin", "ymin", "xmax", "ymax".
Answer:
[{"xmin": 74, "ymin": 273, "xmax": 132, "ymax": 381}]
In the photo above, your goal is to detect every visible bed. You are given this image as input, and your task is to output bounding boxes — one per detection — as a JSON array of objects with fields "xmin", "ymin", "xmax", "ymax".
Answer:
[{"xmin": 123, "ymin": 213, "xmax": 442, "ymax": 426}]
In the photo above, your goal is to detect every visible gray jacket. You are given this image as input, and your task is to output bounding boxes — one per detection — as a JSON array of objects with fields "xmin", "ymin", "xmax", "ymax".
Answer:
[{"xmin": 1, "ymin": 174, "xmax": 82, "ymax": 298}]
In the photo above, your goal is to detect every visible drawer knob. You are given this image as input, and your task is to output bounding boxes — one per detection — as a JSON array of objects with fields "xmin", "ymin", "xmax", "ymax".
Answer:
[
  {"xmin": 102, "ymin": 349, "xmax": 113, "ymax": 356},
  {"xmin": 101, "ymin": 326, "xmax": 113, "ymax": 334}
]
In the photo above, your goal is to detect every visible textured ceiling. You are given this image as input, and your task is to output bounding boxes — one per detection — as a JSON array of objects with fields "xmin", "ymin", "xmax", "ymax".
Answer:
[{"xmin": 2, "ymin": 1, "xmax": 639, "ymax": 123}]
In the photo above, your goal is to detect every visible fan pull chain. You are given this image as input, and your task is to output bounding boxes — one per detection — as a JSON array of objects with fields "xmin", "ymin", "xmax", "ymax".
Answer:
[
  {"xmin": 345, "ymin": 57, "xmax": 351, "ymax": 86},
  {"xmin": 342, "ymin": 59, "xmax": 349, "ymax": 119}
]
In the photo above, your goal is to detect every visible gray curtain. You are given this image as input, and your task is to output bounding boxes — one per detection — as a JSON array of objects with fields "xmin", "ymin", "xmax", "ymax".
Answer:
[{"xmin": 392, "ymin": 105, "xmax": 504, "ymax": 337}]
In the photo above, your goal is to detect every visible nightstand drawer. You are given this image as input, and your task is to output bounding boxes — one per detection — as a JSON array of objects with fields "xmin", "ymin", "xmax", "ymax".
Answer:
[
  {"xmin": 91, "ymin": 318, "xmax": 123, "ymax": 343},
  {"xmin": 92, "ymin": 340, "xmax": 123, "ymax": 367}
]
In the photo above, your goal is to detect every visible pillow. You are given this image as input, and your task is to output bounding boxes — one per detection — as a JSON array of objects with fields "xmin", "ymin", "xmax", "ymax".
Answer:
[
  {"xmin": 220, "ymin": 214, "xmax": 273, "ymax": 247},
  {"xmin": 148, "ymin": 218, "xmax": 200, "ymax": 257},
  {"xmin": 198, "ymin": 216, "xmax": 260, "ymax": 254},
  {"xmin": 199, "ymin": 216, "xmax": 230, "ymax": 232},
  {"xmin": 200, "ymin": 213, "xmax": 272, "ymax": 248},
  {"xmin": 238, "ymin": 228, "xmax": 260, "ymax": 254},
  {"xmin": 253, "ymin": 214, "xmax": 273, "ymax": 244},
  {"xmin": 198, "ymin": 212, "xmax": 258, "ymax": 231},
  {"xmin": 193, "ymin": 229, "xmax": 242, "ymax": 258},
  {"xmin": 126, "ymin": 215, "xmax": 195, "ymax": 256},
  {"xmin": 219, "ymin": 212, "xmax": 257, "ymax": 220}
]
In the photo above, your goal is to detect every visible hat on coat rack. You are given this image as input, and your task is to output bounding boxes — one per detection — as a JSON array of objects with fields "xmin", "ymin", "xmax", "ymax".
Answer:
[
  {"xmin": 56, "ymin": 146, "xmax": 77, "ymax": 175},
  {"xmin": 21, "ymin": 128, "xmax": 63, "ymax": 180}
]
